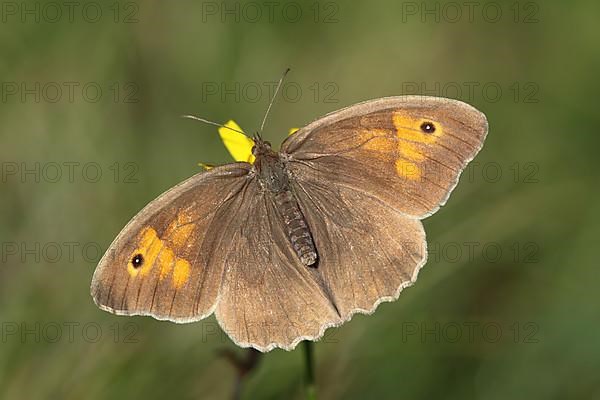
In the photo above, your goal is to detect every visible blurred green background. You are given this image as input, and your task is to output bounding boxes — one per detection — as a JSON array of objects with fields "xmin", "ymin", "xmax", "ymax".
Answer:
[{"xmin": 1, "ymin": 0, "xmax": 598, "ymax": 399}]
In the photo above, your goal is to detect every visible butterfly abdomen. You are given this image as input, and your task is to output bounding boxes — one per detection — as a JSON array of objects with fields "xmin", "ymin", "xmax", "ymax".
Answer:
[{"xmin": 274, "ymin": 190, "xmax": 318, "ymax": 267}]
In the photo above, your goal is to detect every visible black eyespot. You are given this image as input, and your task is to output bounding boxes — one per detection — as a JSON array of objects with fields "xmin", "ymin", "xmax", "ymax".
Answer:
[
  {"xmin": 420, "ymin": 121, "xmax": 436, "ymax": 134},
  {"xmin": 131, "ymin": 254, "xmax": 144, "ymax": 268}
]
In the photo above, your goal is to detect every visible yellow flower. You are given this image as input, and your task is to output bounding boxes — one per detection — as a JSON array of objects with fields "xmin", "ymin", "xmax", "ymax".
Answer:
[
  {"xmin": 218, "ymin": 120, "xmax": 256, "ymax": 164},
  {"xmin": 199, "ymin": 120, "xmax": 298, "ymax": 170}
]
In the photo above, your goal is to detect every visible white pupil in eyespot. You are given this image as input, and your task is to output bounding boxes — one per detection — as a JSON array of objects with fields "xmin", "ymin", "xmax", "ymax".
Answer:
[{"xmin": 421, "ymin": 122, "xmax": 435, "ymax": 133}]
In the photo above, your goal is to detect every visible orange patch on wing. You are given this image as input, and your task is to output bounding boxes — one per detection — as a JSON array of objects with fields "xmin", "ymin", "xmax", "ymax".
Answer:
[
  {"xmin": 127, "ymin": 227, "xmax": 163, "ymax": 277},
  {"xmin": 172, "ymin": 259, "xmax": 191, "ymax": 288},
  {"xmin": 164, "ymin": 220, "xmax": 178, "ymax": 237},
  {"xmin": 141, "ymin": 235, "xmax": 162, "ymax": 276},
  {"xmin": 360, "ymin": 129, "xmax": 395, "ymax": 153},
  {"xmin": 392, "ymin": 113, "xmax": 443, "ymax": 144},
  {"xmin": 164, "ymin": 212, "xmax": 196, "ymax": 249},
  {"xmin": 398, "ymin": 141, "xmax": 425, "ymax": 162},
  {"xmin": 359, "ymin": 127, "xmax": 425, "ymax": 179},
  {"xmin": 170, "ymin": 224, "xmax": 195, "ymax": 249},
  {"xmin": 158, "ymin": 247, "xmax": 175, "ymax": 280},
  {"xmin": 127, "ymin": 222, "xmax": 194, "ymax": 282},
  {"xmin": 176, "ymin": 210, "xmax": 195, "ymax": 225},
  {"xmin": 138, "ymin": 227, "xmax": 156, "ymax": 247}
]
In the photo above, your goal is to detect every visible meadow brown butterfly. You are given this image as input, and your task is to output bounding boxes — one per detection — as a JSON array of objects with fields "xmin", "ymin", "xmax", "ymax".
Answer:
[{"xmin": 91, "ymin": 78, "xmax": 488, "ymax": 351}]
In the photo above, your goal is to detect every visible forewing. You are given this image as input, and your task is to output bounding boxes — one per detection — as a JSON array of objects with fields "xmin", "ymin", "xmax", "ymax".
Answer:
[
  {"xmin": 91, "ymin": 163, "xmax": 251, "ymax": 322},
  {"xmin": 281, "ymin": 96, "xmax": 488, "ymax": 218}
]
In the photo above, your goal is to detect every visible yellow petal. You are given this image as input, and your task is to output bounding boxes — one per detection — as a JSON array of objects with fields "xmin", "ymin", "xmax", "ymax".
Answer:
[
  {"xmin": 218, "ymin": 120, "xmax": 255, "ymax": 164},
  {"xmin": 288, "ymin": 127, "xmax": 299, "ymax": 135}
]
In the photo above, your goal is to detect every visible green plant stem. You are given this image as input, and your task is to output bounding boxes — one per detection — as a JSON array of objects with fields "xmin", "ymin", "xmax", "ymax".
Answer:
[{"xmin": 303, "ymin": 341, "xmax": 316, "ymax": 400}]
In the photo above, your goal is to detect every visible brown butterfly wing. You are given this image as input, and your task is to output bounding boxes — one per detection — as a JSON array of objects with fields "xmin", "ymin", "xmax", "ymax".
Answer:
[
  {"xmin": 91, "ymin": 164, "xmax": 252, "ymax": 322},
  {"xmin": 289, "ymin": 176, "xmax": 427, "ymax": 319},
  {"xmin": 278, "ymin": 96, "xmax": 487, "ymax": 320},
  {"xmin": 92, "ymin": 162, "xmax": 343, "ymax": 351},
  {"xmin": 282, "ymin": 96, "xmax": 488, "ymax": 218},
  {"xmin": 214, "ymin": 188, "xmax": 342, "ymax": 351}
]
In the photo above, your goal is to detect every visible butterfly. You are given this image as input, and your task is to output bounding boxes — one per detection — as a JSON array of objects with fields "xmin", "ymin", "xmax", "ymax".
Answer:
[{"xmin": 91, "ymin": 92, "xmax": 488, "ymax": 352}]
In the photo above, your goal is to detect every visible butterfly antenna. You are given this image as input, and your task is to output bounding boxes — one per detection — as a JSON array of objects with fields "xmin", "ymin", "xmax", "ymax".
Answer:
[
  {"xmin": 181, "ymin": 114, "xmax": 246, "ymax": 135},
  {"xmin": 258, "ymin": 67, "xmax": 290, "ymax": 135}
]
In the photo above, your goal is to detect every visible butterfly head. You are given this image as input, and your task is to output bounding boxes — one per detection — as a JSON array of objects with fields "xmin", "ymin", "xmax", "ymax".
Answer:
[{"xmin": 251, "ymin": 133, "xmax": 275, "ymax": 158}]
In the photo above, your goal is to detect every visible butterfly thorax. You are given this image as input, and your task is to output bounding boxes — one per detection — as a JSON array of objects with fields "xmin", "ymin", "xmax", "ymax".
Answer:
[
  {"xmin": 253, "ymin": 147, "xmax": 289, "ymax": 194},
  {"xmin": 252, "ymin": 139, "xmax": 318, "ymax": 267}
]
